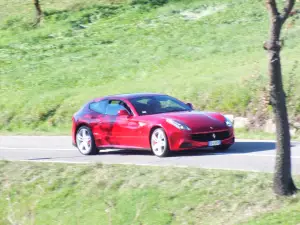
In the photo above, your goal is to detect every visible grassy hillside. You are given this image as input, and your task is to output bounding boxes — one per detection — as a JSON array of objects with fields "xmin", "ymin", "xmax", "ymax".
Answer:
[
  {"xmin": 1, "ymin": 161, "xmax": 300, "ymax": 225},
  {"xmin": 0, "ymin": 0, "xmax": 299, "ymax": 133}
]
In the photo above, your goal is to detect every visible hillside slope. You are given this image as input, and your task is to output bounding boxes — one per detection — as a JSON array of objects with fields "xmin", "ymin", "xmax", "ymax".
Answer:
[{"xmin": 0, "ymin": 0, "xmax": 299, "ymax": 133}]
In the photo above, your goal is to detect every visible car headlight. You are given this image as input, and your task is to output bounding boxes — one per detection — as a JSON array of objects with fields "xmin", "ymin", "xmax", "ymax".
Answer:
[
  {"xmin": 166, "ymin": 118, "xmax": 191, "ymax": 130},
  {"xmin": 225, "ymin": 117, "xmax": 233, "ymax": 127}
]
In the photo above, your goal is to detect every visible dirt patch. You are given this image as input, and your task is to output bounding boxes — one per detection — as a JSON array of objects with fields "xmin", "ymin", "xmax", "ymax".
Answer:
[{"xmin": 180, "ymin": 5, "xmax": 227, "ymax": 21}]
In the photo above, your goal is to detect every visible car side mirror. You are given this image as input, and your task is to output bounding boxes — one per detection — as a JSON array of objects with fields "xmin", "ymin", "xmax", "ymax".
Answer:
[
  {"xmin": 117, "ymin": 109, "xmax": 130, "ymax": 117},
  {"xmin": 186, "ymin": 103, "xmax": 194, "ymax": 110}
]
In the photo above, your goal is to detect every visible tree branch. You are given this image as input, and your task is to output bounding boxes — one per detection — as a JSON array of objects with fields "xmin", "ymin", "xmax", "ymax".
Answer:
[
  {"xmin": 266, "ymin": 0, "xmax": 280, "ymax": 17},
  {"xmin": 281, "ymin": 0, "xmax": 295, "ymax": 23}
]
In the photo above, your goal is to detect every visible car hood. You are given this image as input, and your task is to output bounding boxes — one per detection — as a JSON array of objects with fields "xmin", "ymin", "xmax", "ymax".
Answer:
[{"xmin": 155, "ymin": 111, "xmax": 227, "ymax": 132}]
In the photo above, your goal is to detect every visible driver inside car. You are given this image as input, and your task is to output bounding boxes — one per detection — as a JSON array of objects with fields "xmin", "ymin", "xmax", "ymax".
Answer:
[{"xmin": 147, "ymin": 99, "xmax": 162, "ymax": 114}]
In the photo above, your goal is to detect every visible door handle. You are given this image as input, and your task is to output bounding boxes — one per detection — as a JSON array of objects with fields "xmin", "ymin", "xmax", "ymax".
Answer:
[
  {"xmin": 89, "ymin": 116, "xmax": 102, "ymax": 123},
  {"xmin": 92, "ymin": 118, "xmax": 102, "ymax": 123}
]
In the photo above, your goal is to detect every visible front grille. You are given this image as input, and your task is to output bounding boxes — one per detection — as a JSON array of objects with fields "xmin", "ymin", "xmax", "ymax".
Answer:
[{"xmin": 191, "ymin": 131, "xmax": 230, "ymax": 142}]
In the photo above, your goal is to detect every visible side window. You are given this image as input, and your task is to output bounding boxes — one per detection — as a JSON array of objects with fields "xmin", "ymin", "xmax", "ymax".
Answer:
[
  {"xmin": 160, "ymin": 99, "xmax": 182, "ymax": 108},
  {"xmin": 89, "ymin": 100, "xmax": 107, "ymax": 114},
  {"xmin": 105, "ymin": 100, "xmax": 131, "ymax": 116},
  {"xmin": 131, "ymin": 98, "xmax": 151, "ymax": 115},
  {"xmin": 157, "ymin": 97, "xmax": 186, "ymax": 110}
]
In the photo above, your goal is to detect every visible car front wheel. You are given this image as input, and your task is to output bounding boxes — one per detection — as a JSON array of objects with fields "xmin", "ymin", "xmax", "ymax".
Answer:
[
  {"xmin": 76, "ymin": 126, "xmax": 98, "ymax": 155},
  {"xmin": 151, "ymin": 128, "xmax": 170, "ymax": 157}
]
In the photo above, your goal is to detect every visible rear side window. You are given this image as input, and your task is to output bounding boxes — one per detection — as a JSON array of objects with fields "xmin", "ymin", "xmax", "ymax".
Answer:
[{"xmin": 89, "ymin": 100, "xmax": 107, "ymax": 114}]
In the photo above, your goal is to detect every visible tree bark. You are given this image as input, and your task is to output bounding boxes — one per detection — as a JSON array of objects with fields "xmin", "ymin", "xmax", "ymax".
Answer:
[
  {"xmin": 33, "ymin": 0, "xmax": 43, "ymax": 26},
  {"xmin": 265, "ymin": 0, "xmax": 297, "ymax": 196}
]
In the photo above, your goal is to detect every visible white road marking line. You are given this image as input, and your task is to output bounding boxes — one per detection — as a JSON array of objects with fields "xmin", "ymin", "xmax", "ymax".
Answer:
[
  {"xmin": 18, "ymin": 159, "xmax": 90, "ymax": 164},
  {"xmin": 1, "ymin": 147, "xmax": 300, "ymax": 159},
  {"xmin": 4, "ymin": 159, "xmax": 272, "ymax": 173},
  {"xmin": 121, "ymin": 162, "xmax": 270, "ymax": 173},
  {"xmin": 236, "ymin": 139, "xmax": 299, "ymax": 144},
  {"xmin": 0, "ymin": 147, "xmax": 75, "ymax": 151},
  {"xmin": 0, "ymin": 147, "xmax": 124, "ymax": 152},
  {"xmin": 211, "ymin": 153, "xmax": 300, "ymax": 159}
]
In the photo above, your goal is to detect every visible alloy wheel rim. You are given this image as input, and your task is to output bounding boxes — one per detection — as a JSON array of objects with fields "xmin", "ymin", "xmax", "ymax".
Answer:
[
  {"xmin": 151, "ymin": 130, "xmax": 167, "ymax": 156},
  {"xmin": 76, "ymin": 128, "xmax": 92, "ymax": 154}
]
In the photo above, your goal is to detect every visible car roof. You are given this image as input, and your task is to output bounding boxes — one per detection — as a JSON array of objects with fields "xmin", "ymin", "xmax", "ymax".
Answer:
[{"xmin": 93, "ymin": 93, "xmax": 166, "ymax": 101}]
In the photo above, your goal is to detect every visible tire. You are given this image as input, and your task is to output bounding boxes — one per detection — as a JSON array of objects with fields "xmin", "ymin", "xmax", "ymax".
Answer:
[
  {"xmin": 76, "ymin": 126, "xmax": 98, "ymax": 155},
  {"xmin": 213, "ymin": 144, "xmax": 231, "ymax": 151},
  {"xmin": 150, "ymin": 128, "xmax": 170, "ymax": 157}
]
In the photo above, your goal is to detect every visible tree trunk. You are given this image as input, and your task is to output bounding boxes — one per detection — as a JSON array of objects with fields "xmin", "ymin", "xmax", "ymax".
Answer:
[
  {"xmin": 33, "ymin": 0, "xmax": 42, "ymax": 26},
  {"xmin": 266, "ymin": 12, "xmax": 297, "ymax": 195}
]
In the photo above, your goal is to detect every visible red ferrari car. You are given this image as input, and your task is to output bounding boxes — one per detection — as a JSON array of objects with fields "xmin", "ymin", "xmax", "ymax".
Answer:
[{"xmin": 72, "ymin": 93, "xmax": 234, "ymax": 157}]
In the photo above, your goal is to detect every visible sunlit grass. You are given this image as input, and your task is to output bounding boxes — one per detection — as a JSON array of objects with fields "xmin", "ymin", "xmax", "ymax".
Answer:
[
  {"xmin": 0, "ymin": 161, "xmax": 300, "ymax": 225},
  {"xmin": 0, "ymin": 0, "xmax": 299, "ymax": 133}
]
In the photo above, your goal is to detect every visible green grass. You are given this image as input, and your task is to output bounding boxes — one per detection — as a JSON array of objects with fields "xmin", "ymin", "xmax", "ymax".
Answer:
[
  {"xmin": 0, "ymin": 161, "xmax": 300, "ymax": 225},
  {"xmin": 0, "ymin": 0, "xmax": 300, "ymax": 133},
  {"xmin": 235, "ymin": 128, "xmax": 300, "ymax": 141}
]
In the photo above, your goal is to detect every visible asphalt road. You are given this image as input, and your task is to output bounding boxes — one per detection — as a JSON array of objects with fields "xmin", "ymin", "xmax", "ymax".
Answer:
[{"xmin": 1, "ymin": 136, "xmax": 300, "ymax": 174}]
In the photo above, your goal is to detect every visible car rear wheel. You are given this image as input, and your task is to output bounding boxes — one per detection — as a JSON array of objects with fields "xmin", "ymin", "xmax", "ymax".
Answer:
[
  {"xmin": 76, "ymin": 126, "xmax": 98, "ymax": 155},
  {"xmin": 213, "ymin": 144, "xmax": 231, "ymax": 151},
  {"xmin": 151, "ymin": 128, "xmax": 170, "ymax": 157}
]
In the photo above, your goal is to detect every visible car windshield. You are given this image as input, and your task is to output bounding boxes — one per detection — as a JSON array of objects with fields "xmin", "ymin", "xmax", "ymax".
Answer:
[{"xmin": 129, "ymin": 95, "xmax": 192, "ymax": 116}]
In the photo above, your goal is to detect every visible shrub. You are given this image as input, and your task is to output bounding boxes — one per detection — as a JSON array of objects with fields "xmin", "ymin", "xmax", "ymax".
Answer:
[{"xmin": 131, "ymin": 0, "xmax": 168, "ymax": 7}]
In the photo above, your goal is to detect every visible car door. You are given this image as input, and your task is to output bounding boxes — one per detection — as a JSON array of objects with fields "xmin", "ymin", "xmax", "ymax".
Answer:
[
  {"xmin": 88, "ymin": 100, "xmax": 111, "ymax": 146},
  {"xmin": 88, "ymin": 99, "xmax": 143, "ymax": 147},
  {"xmin": 111, "ymin": 100, "xmax": 148, "ymax": 148},
  {"xmin": 101, "ymin": 100, "xmax": 141, "ymax": 147},
  {"xmin": 101, "ymin": 100, "xmax": 126, "ymax": 146},
  {"xmin": 115, "ymin": 115, "xmax": 148, "ymax": 148}
]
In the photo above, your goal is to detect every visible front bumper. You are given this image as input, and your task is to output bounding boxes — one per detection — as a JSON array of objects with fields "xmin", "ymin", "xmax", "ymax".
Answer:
[{"xmin": 168, "ymin": 128, "xmax": 235, "ymax": 151}]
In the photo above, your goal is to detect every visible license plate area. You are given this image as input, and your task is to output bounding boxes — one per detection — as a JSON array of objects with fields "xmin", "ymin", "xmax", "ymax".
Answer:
[{"xmin": 208, "ymin": 140, "xmax": 221, "ymax": 146}]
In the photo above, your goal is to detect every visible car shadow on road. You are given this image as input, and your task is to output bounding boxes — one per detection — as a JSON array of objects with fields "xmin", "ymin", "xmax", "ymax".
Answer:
[
  {"xmin": 24, "ymin": 141, "xmax": 296, "ymax": 162},
  {"xmin": 226, "ymin": 141, "xmax": 277, "ymax": 153},
  {"xmin": 27, "ymin": 155, "xmax": 88, "ymax": 161},
  {"xmin": 96, "ymin": 141, "xmax": 282, "ymax": 157},
  {"xmin": 171, "ymin": 141, "xmax": 277, "ymax": 157},
  {"xmin": 98, "ymin": 149, "xmax": 153, "ymax": 156}
]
